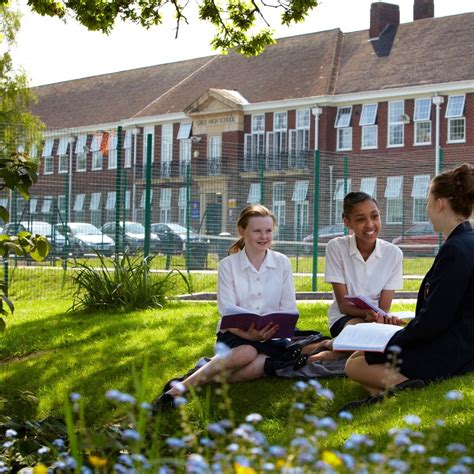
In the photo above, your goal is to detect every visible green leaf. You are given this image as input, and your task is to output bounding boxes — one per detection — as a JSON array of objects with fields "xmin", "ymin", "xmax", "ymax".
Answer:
[
  {"xmin": 0, "ymin": 206, "xmax": 9, "ymax": 223},
  {"xmin": 0, "ymin": 317, "xmax": 5, "ymax": 333},
  {"xmin": 2, "ymin": 294, "xmax": 14, "ymax": 314}
]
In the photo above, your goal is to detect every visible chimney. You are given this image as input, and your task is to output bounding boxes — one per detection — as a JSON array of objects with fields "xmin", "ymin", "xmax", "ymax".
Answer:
[
  {"xmin": 370, "ymin": 2, "xmax": 400, "ymax": 39},
  {"xmin": 414, "ymin": 0, "xmax": 434, "ymax": 21}
]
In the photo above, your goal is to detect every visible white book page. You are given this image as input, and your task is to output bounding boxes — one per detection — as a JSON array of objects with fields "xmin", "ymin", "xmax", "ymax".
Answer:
[
  {"xmin": 390, "ymin": 311, "xmax": 415, "ymax": 319},
  {"xmin": 222, "ymin": 304, "xmax": 298, "ymax": 316},
  {"xmin": 333, "ymin": 323, "xmax": 403, "ymax": 352}
]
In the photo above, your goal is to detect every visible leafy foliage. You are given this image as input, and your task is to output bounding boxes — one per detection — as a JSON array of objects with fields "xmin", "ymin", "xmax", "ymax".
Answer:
[
  {"xmin": 24, "ymin": 0, "xmax": 319, "ymax": 56},
  {"xmin": 69, "ymin": 251, "xmax": 192, "ymax": 313}
]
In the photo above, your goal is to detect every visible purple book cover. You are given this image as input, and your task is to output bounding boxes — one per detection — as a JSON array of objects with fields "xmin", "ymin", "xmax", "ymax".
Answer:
[{"xmin": 220, "ymin": 312, "xmax": 299, "ymax": 338}]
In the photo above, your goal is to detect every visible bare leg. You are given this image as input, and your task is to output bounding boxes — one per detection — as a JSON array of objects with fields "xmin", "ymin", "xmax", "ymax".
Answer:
[
  {"xmin": 227, "ymin": 353, "xmax": 268, "ymax": 382},
  {"xmin": 166, "ymin": 345, "xmax": 258, "ymax": 396},
  {"xmin": 345, "ymin": 351, "xmax": 408, "ymax": 396}
]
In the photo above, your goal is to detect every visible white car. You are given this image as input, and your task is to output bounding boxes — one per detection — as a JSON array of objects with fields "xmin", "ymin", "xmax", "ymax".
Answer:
[{"xmin": 55, "ymin": 222, "xmax": 115, "ymax": 256}]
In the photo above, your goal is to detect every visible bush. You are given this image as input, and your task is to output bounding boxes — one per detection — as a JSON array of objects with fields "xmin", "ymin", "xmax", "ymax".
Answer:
[{"xmin": 69, "ymin": 252, "xmax": 191, "ymax": 313}]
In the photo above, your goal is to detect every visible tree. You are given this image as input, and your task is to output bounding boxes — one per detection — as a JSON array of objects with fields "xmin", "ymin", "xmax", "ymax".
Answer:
[
  {"xmin": 21, "ymin": 0, "xmax": 319, "ymax": 55},
  {"xmin": 0, "ymin": 2, "xmax": 49, "ymax": 329}
]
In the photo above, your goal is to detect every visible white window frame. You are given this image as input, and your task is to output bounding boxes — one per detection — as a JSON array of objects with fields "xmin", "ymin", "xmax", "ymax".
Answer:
[
  {"xmin": 385, "ymin": 176, "xmax": 403, "ymax": 224},
  {"xmin": 178, "ymin": 187, "xmax": 187, "ymax": 225},
  {"xmin": 359, "ymin": 104, "xmax": 378, "ymax": 126},
  {"xmin": 106, "ymin": 191, "xmax": 116, "ymax": 210},
  {"xmin": 445, "ymin": 95, "xmax": 465, "ymax": 118},
  {"xmin": 90, "ymin": 192, "xmax": 101, "ymax": 210},
  {"xmin": 179, "ymin": 138, "xmax": 192, "ymax": 176},
  {"xmin": 73, "ymin": 193, "xmax": 85, "ymax": 212},
  {"xmin": 140, "ymin": 189, "xmax": 153, "ymax": 209},
  {"xmin": 337, "ymin": 127, "xmax": 353, "ymax": 151},
  {"xmin": 414, "ymin": 98, "xmax": 432, "ymax": 146},
  {"xmin": 108, "ymin": 134, "xmax": 118, "ymax": 169},
  {"xmin": 144, "ymin": 125, "xmax": 156, "ymax": 165},
  {"xmin": 360, "ymin": 177, "xmax": 377, "ymax": 198},
  {"xmin": 247, "ymin": 183, "xmax": 261, "ymax": 204},
  {"xmin": 42, "ymin": 196, "xmax": 53, "ymax": 214},
  {"xmin": 42, "ymin": 138, "xmax": 54, "ymax": 175},
  {"xmin": 57, "ymin": 137, "xmax": 69, "ymax": 174},
  {"xmin": 333, "ymin": 179, "xmax": 352, "ymax": 224},
  {"xmin": 177, "ymin": 123, "xmax": 192, "ymax": 140},
  {"xmin": 124, "ymin": 130, "xmax": 132, "ymax": 168},
  {"xmin": 75, "ymin": 135, "xmax": 88, "ymax": 172},
  {"xmin": 57, "ymin": 195, "xmax": 66, "ymax": 218},
  {"xmin": 29, "ymin": 198, "xmax": 38, "ymax": 214},
  {"xmin": 272, "ymin": 182, "xmax": 286, "ymax": 236},
  {"xmin": 252, "ymin": 114, "xmax": 265, "ymax": 133},
  {"xmin": 90, "ymin": 135, "xmax": 102, "ymax": 170},
  {"xmin": 411, "ymin": 175, "xmax": 430, "ymax": 223},
  {"xmin": 292, "ymin": 180, "xmax": 309, "ymax": 202},
  {"xmin": 447, "ymin": 117, "xmax": 466, "ymax": 143},
  {"xmin": 335, "ymin": 106, "xmax": 352, "ymax": 128},
  {"xmin": 387, "ymin": 101, "xmax": 405, "ymax": 147},
  {"xmin": 361, "ymin": 125, "xmax": 378, "ymax": 149},
  {"xmin": 159, "ymin": 188, "xmax": 172, "ymax": 223}
]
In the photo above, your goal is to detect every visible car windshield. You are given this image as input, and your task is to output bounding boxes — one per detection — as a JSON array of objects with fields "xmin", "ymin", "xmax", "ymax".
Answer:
[
  {"xmin": 406, "ymin": 224, "xmax": 434, "ymax": 235},
  {"xmin": 70, "ymin": 224, "xmax": 101, "ymax": 235},
  {"xmin": 167, "ymin": 223, "xmax": 197, "ymax": 235},
  {"xmin": 124, "ymin": 222, "xmax": 145, "ymax": 233},
  {"xmin": 21, "ymin": 222, "xmax": 52, "ymax": 235}
]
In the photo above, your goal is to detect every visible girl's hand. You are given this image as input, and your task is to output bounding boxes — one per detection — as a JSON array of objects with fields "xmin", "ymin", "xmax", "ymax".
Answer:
[
  {"xmin": 373, "ymin": 313, "xmax": 403, "ymax": 325},
  {"xmin": 364, "ymin": 310, "xmax": 378, "ymax": 322},
  {"xmin": 246, "ymin": 322, "xmax": 279, "ymax": 341}
]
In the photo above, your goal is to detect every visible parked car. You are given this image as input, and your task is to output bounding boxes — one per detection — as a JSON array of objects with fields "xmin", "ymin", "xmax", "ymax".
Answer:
[
  {"xmin": 302, "ymin": 223, "xmax": 346, "ymax": 254},
  {"xmin": 392, "ymin": 223, "xmax": 444, "ymax": 256},
  {"xmin": 55, "ymin": 222, "xmax": 115, "ymax": 256},
  {"xmin": 2, "ymin": 221, "xmax": 67, "ymax": 255},
  {"xmin": 150, "ymin": 223, "xmax": 209, "ymax": 254},
  {"xmin": 101, "ymin": 221, "xmax": 161, "ymax": 253}
]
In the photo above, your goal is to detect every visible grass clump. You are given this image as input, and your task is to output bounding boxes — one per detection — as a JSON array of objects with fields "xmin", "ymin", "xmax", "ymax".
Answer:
[{"xmin": 69, "ymin": 252, "xmax": 191, "ymax": 313}]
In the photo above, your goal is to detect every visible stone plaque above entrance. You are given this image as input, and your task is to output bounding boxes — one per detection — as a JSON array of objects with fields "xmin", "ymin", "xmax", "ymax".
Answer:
[{"xmin": 184, "ymin": 88, "xmax": 247, "ymax": 135}]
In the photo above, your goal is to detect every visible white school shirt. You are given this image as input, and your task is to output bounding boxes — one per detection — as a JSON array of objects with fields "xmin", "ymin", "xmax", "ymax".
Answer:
[
  {"xmin": 325, "ymin": 235, "xmax": 403, "ymax": 329},
  {"xmin": 216, "ymin": 249, "xmax": 298, "ymax": 332}
]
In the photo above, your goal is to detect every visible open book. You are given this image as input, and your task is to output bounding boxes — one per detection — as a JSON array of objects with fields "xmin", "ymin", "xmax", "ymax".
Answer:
[
  {"xmin": 344, "ymin": 295, "xmax": 415, "ymax": 319},
  {"xmin": 333, "ymin": 322, "xmax": 403, "ymax": 352},
  {"xmin": 220, "ymin": 305, "xmax": 299, "ymax": 338}
]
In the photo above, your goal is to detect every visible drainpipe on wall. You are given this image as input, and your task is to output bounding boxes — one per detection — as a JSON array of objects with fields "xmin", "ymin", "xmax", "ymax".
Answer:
[{"xmin": 432, "ymin": 94, "xmax": 444, "ymax": 176}]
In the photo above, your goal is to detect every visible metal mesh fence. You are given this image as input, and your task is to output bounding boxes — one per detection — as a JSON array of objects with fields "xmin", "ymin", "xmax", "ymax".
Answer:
[{"xmin": 1, "ymin": 122, "xmax": 473, "ymax": 300}]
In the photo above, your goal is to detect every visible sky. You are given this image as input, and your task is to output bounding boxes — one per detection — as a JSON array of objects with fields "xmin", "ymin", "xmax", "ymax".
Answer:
[{"xmin": 12, "ymin": 0, "xmax": 474, "ymax": 87}]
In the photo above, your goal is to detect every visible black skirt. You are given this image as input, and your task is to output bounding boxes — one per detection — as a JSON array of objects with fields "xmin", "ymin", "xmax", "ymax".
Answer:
[{"xmin": 216, "ymin": 331, "xmax": 289, "ymax": 358}]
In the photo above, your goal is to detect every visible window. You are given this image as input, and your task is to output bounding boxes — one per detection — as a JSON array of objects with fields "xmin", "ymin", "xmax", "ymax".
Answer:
[
  {"xmin": 247, "ymin": 183, "xmax": 261, "ymax": 204},
  {"xmin": 125, "ymin": 191, "xmax": 131, "ymax": 211},
  {"xmin": 140, "ymin": 189, "xmax": 153, "ymax": 209},
  {"xmin": 333, "ymin": 179, "xmax": 352, "ymax": 223},
  {"xmin": 108, "ymin": 134, "xmax": 118, "ymax": 169},
  {"xmin": 161, "ymin": 124, "xmax": 172, "ymax": 177},
  {"xmin": 266, "ymin": 112, "xmax": 287, "ymax": 170},
  {"xmin": 360, "ymin": 104, "xmax": 378, "ymax": 149},
  {"xmin": 292, "ymin": 180, "xmax": 309, "ymax": 241},
  {"xmin": 445, "ymin": 95, "xmax": 465, "ymax": 118},
  {"xmin": 177, "ymin": 123, "xmax": 192, "ymax": 140},
  {"xmin": 360, "ymin": 177, "xmax": 377, "ymax": 198},
  {"xmin": 289, "ymin": 110, "xmax": 310, "ymax": 169},
  {"xmin": 337, "ymin": 128, "xmax": 352, "ymax": 151},
  {"xmin": 411, "ymin": 175, "xmax": 430, "ymax": 223},
  {"xmin": 335, "ymin": 107, "xmax": 352, "ymax": 128},
  {"xmin": 74, "ymin": 194, "xmax": 85, "ymax": 213},
  {"xmin": 29, "ymin": 197, "xmax": 38, "ymax": 214},
  {"xmin": 388, "ymin": 101, "xmax": 404, "ymax": 147},
  {"xmin": 42, "ymin": 138, "xmax": 54, "ymax": 174},
  {"xmin": 272, "ymin": 182, "xmax": 286, "ymax": 238},
  {"xmin": 90, "ymin": 192, "xmax": 101, "ymax": 211},
  {"xmin": 252, "ymin": 114, "xmax": 265, "ymax": 132},
  {"xmin": 178, "ymin": 187, "xmax": 187, "ymax": 225},
  {"xmin": 57, "ymin": 195, "xmax": 66, "ymax": 218},
  {"xmin": 75, "ymin": 135, "xmax": 88, "ymax": 172},
  {"xmin": 42, "ymin": 196, "xmax": 53, "ymax": 214},
  {"xmin": 243, "ymin": 115, "xmax": 265, "ymax": 172},
  {"xmin": 414, "ymin": 98, "xmax": 432, "ymax": 145},
  {"xmin": 106, "ymin": 191, "xmax": 116, "ymax": 221},
  {"xmin": 179, "ymin": 139, "xmax": 192, "ymax": 177},
  {"xmin": 57, "ymin": 137, "xmax": 69, "ymax": 173},
  {"xmin": 160, "ymin": 188, "xmax": 172, "ymax": 222},
  {"xmin": 91, "ymin": 135, "xmax": 102, "ymax": 170},
  {"xmin": 124, "ymin": 130, "xmax": 132, "ymax": 168},
  {"xmin": 448, "ymin": 118, "xmax": 466, "ymax": 143},
  {"xmin": 208, "ymin": 136, "xmax": 221, "ymax": 175},
  {"xmin": 385, "ymin": 176, "xmax": 403, "ymax": 224}
]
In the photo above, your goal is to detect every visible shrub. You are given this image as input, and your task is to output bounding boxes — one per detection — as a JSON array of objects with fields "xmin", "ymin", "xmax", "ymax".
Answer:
[{"xmin": 69, "ymin": 252, "xmax": 191, "ymax": 313}]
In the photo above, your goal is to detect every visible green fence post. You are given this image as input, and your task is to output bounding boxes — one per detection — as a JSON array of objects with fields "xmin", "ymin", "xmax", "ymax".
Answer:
[
  {"xmin": 114, "ymin": 126, "xmax": 123, "ymax": 260},
  {"xmin": 312, "ymin": 149, "xmax": 320, "ymax": 291},
  {"xmin": 3, "ymin": 259, "xmax": 8, "ymax": 298},
  {"xmin": 438, "ymin": 148, "xmax": 444, "ymax": 248},
  {"xmin": 259, "ymin": 154, "xmax": 265, "ymax": 204},
  {"xmin": 143, "ymin": 133, "xmax": 152, "ymax": 262}
]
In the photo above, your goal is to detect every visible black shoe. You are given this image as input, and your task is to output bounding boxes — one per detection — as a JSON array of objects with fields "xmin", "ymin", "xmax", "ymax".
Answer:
[
  {"xmin": 162, "ymin": 367, "xmax": 200, "ymax": 393},
  {"xmin": 339, "ymin": 379, "xmax": 425, "ymax": 414},
  {"xmin": 151, "ymin": 393, "xmax": 176, "ymax": 415}
]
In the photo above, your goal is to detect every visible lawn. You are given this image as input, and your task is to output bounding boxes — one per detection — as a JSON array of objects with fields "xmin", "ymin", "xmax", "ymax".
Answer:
[{"xmin": 1, "ymin": 296, "xmax": 472, "ymax": 467}]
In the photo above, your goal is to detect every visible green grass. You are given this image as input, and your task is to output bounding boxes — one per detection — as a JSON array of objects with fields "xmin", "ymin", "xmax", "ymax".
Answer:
[{"xmin": 1, "ymin": 299, "xmax": 472, "ymax": 452}]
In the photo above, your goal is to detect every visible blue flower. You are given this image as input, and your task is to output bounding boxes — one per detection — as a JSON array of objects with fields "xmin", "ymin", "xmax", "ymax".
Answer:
[
  {"xmin": 118, "ymin": 454, "xmax": 133, "ymax": 466},
  {"xmin": 269, "ymin": 445, "xmax": 286, "ymax": 457},
  {"xmin": 447, "ymin": 466, "xmax": 470, "ymax": 474},
  {"xmin": 429, "ymin": 457, "xmax": 447, "ymax": 465},
  {"xmin": 186, "ymin": 453, "xmax": 210, "ymax": 473},
  {"xmin": 174, "ymin": 396, "xmax": 188, "ymax": 407},
  {"xmin": 214, "ymin": 342, "xmax": 231, "ymax": 358},
  {"xmin": 293, "ymin": 402, "xmax": 306, "ymax": 411},
  {"xmin": 70, "ymin": 392, "xmax": 81, "ymax": 402},
  {"xmin": 207, "ymin": 423, "xmax": 226, "ymax": 436},
  {"xmin": 387, "ymin": 345, "xmax": 402, "ymax": 354},
  {"xmin": 394, "ymin": 434, "xmax": 411, "ymax": 446},
  {"xmin": 458, "ymin": 457, "xmax": 473, "ymax": 465},
  {"xmin": 262, "ymin": 463, "xmax": 275, "ymax": 471},
  {"xmin": 408, "ymin": 444, "xmax": 426, "ymax": 454},
  {"xmin": 37, "ymin": 446, "xmax": 50, "ymax": 455},
  {"xmin": 2, "ymin": 441, "xmax": 13, "ymax": 449},
  {"xmin": 122, "ymin": 429, "xmax": 141, "ymax": 441},
  {"xmin": 338, "ymin": 411, "xmax": 353, "ymax": 421},
  {"xmin": 245, "ymin": 413, "xmax": 263, "ymax": 424},
  {"xmin": 81, "ymin": 466, "xmax": 93, "ymax": 474},
  {"xmin": 403, "ymin": 414, "xmax": 421, "ymax": 426},
  {"xmin": 200, "ymin": 437, "xmax": 215, "ymax": 448},
  {"xmin": 294, "ymin": 381, "xmax": 308, "ymax": 391},
  {"xmin": 316, "ymin": 417, "xmax": 337, "ymax": 431},
  {"xmin": 131, "ymin": 454, "xmax": 149, "ymax": 467},
  {"xmin": 166, "ymin": 437, "xmax": 186, "ymax": 450},
  {"xmin": 387, "ymin": 459, "xmax": 409, "ymax": 472},
  {"xmin": 226, "ymin": 443, "xmax": 239, "ymax": 453},
  {"xmin": 52, "ymin": 438, "xmax": 65, "ymax": 448},
  {"xmin": 445, "ymin": 390, "xmax": 464, "ymax": 401},
  {"xmin": 308, "ymin": 379, "xmax": 322, "ymax": 389},
  {"xmin": 5, "ymin": 429, "xmax": 17, "ymax": 438},
  {"xmin": 113, "ymin": 464, "xmax": 131, "ymax": 474},
  {"xmin": 317, "ymin": 388, "xmax": 335, "ymax": 401},
  {"xmin": 368, "ymin": 453, "xmax": 385, "ymax": 464},
  {"xmin": 141, "ymin": 401, "xmax": 152, "ymax": 410},
  {"xmin": 105, "ymin": 389, "xmax": 122, "ymax": 401},
  {"xmin": 118, "ymin": 393, "xmax": 136, "ymax": 404},
  {"xmin": 447, "ymin": 443, "xmax": 467, "ymax": 453},
  {"xmin": 64, "ymin": 456, "xmax": 77, "ymax": 469}
]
